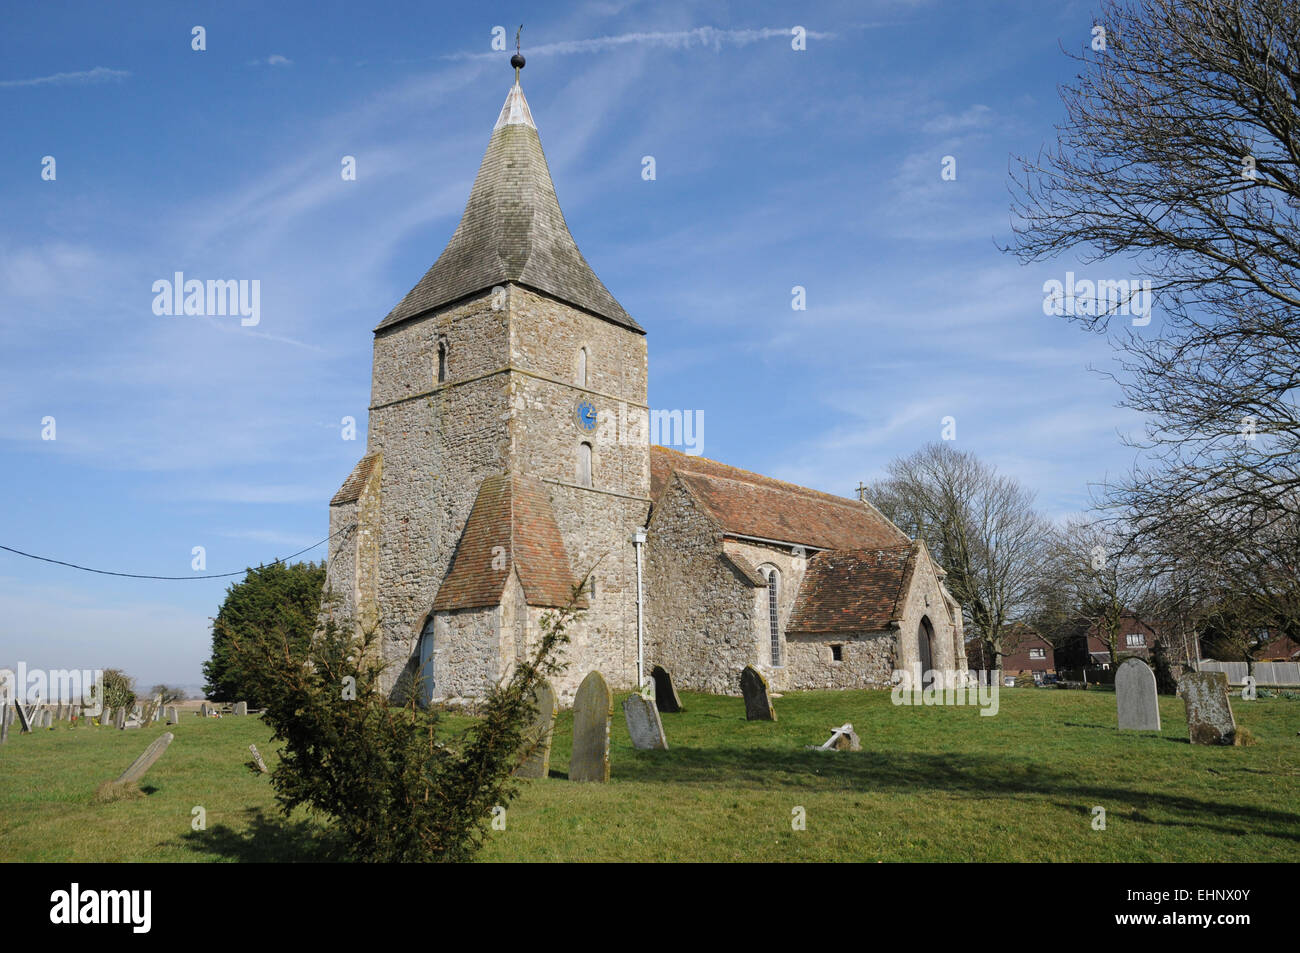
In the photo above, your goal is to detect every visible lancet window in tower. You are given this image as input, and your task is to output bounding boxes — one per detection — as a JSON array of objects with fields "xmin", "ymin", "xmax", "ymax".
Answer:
[
  {"xmin": 576, "ymin": 347, "xmax": 588, "ymax": 387},
  {"xmin": 437, "ymin": 338, "xmax": 448, "ymax": 384},
  {"xmin": 577, "ymin": 441, "xmax": 593, "ymax": 487}
]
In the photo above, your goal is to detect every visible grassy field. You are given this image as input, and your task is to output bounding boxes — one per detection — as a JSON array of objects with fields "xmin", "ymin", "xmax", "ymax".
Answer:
[{"xmin": 2, "ymin": 687, "xmax": 1297, "ymax": 862}]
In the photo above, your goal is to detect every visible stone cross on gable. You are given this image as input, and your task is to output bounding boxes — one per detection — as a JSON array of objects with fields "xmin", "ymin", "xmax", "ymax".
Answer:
[{"xmin": 856, "ymin": 482, "xmax": 868, "ymax": 502}]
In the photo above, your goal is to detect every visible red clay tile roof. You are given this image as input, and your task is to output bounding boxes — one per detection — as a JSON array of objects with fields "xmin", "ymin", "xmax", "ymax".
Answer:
[
  {"xmin": 786, "ymin": 545, "xmax": 918, "ymax": 634},
  {"xmin": 651, "ymin": 447, "xmax": 909, "ymax": 551},
  {"xmin": 432, "ymin": 473, "xmax": 587, "ymax": 611},
  {"xmin": 330, "ymin": 452, "xmax": 381, "ymax": 505}
]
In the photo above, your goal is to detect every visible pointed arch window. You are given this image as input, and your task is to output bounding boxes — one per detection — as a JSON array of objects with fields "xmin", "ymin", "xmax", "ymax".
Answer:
[
  {"xmin": 576, "ymin": 347, "xmax": 588, "ymax": 387},
  {"xmin": 766, "ymin": 568, "xmax": 781, "ymax": 666},
  {"xmin": 578, "ymin": 442, "xmax": 593, "ymax": 487}
]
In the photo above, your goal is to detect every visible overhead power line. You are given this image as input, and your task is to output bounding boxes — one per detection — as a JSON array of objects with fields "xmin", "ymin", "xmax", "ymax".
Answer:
[{"xmin": 0, "ymin": 523, "xmax": 355, "ymax": 580}]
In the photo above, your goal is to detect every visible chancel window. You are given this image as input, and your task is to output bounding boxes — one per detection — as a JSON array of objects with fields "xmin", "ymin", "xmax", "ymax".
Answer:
[
  {"xmin": 766, "ymin": 569, "xmax": 781, "ymax": 666},
  {"xmin": 578, "ymin": 442, "xmax": 593, "ymax": 487}
]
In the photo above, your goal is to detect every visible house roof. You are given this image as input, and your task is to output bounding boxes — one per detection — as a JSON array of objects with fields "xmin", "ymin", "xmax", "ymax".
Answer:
[
  {"xmin": 786, "ymin": 545, "xmax": 918, "ymax": 634},
  {"xmin": 330, "ymin": 452, "xmax": 381, "ymax": 506},
  {"xmin": 432, "ymin": 472, "xmax": 587, "ymax": 612},
  {"xmin": 650, "ymin": 446, "xmax": 910, "ymax": 551},
  {"xmin": 375, "ymin": 81, "xmax": 640, "ymax": 335}
]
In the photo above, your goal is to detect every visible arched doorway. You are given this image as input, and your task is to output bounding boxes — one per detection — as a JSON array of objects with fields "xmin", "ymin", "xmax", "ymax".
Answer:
[
  {"xmin": 417, "ymin": 616, "xmax": 436, "ymax": 705},
  {"xmin": 918, "ymin": 616, "xmax": 936, "ymax": 687}
]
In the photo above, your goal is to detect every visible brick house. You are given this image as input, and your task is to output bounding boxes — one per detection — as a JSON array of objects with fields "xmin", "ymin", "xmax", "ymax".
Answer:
[{"xmin": 996, "ymin": 624, "xmax": 1056, "ymax": 683}]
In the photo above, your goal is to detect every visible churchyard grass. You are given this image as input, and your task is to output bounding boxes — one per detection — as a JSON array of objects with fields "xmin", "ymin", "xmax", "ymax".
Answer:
[{"xmin": 1, "ymin": 688, "xmax": 1296, "ymax": 862}]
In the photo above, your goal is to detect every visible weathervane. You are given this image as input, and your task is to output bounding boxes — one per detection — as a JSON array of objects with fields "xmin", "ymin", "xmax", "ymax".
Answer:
[{"xmin": 512, "ymin": 24, "xmax": 525, "ymax": 82}]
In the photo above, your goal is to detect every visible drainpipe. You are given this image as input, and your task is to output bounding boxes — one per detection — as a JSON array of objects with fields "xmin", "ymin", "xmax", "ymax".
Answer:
[{"xmin": 633, "ymin": 527, "xmax": 647, "ymax": 689}]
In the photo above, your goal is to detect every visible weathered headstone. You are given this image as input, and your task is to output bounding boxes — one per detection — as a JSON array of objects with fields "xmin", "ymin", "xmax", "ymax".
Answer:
[
  {"xmin": 199, "ymin": 702, "xmax": 210, "ymax": 717},
  {"xmin": 1116, "ymin": 657, "xmax": 1161, "ymax": 731},
  {"xmin": 115, "ymin": 732, "xmax": 174, "ymax": 785},
  {"xmin": 100, "ymin": 706, "xmax": 113, "ymax": 726},
  {"xmin": 1, "ymin": 704, "xmax": 11, "ymax": 743},
  {"xmin": 740, "ymin": 665, "xmax": 776, "ymax": 721},
  {"xmin": 166, "ymin": 707, "xmax": 179, "ymax": 725},
  {"xmin": 248, "ymin": 744, "xmax": 269, "ymax": 774},
  {"xmin": 233, "ymin": 701, "xmax": 248, "ymax": 716},
  {"xmin": 41, "ymin": 709, "xmax": 54, "ymax": 729},
  {"xmin": 622, "ymin": 693, "xmax": 668, "ymax": 750},
  {"xmin": 1182, "ymin": 671, "xmax": 1238, "ymax": 745},
  {"xmin": 570, "ymin": 671, "xmax": 613, "ymax": 783},
  {"xmin": 514, "ymin": 680, "xmax": 557, "ymax": 779},
  {"xmin": 650, "ymin": 665, "xmax": 683, "ymax": 714},
  {"xmin": 813, "ymin": 722, "xmax": 861, "ymax": 751},
  {"xmin": 114, "ymin": 708, "xmax": 126, "ymax": 730}
]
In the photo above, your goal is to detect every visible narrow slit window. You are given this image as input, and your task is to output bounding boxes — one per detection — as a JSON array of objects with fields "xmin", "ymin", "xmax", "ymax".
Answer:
[
  {"xmin": 437, "ymin": 340, "xmax": 448, "ymax": 383},
  {"xmin": 578, "ymin": 442, "xmax": 593, "ymax": 487},
  {"xmin": 576, "ymin": 347, "xmax": 588, "ymax": 387},
  {"xmin": 831, "ymin": 644, "xmax": 843, "ymax": 662}
]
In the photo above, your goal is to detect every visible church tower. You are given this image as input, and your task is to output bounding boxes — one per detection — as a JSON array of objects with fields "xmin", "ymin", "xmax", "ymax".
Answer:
[{"xmin": 325, "ymin": 57, "xmax": 650, "ymax": 703}]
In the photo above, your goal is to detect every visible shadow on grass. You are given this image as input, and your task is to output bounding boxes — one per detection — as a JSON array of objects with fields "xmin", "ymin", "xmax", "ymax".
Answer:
[
  {"xmin": 613, "ymin": 746, "xmax": 1300, "ymax": 843},
  {"xmin": 183, "ymin": 808, "xmax": 343, "ymax": 862}
]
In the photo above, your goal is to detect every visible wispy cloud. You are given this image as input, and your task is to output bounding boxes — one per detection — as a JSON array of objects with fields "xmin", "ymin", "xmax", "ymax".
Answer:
[
  {"xmin": 0, "ymin": 66, "xmax": 130, "ymax": 89},
  {"xmin": 444, "ymin": 26, "xmax": 836, "ymax": 61},
  {"xmin": 249, "ymin": 54, "xmax": 294, "ymax": 67}
]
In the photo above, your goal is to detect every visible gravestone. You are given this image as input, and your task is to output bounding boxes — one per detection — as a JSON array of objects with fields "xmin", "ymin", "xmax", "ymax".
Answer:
[
  {"xmin": 650, "ymin": 665, "xmax": 683, "ymax": 714},
  {"xmin": 199, "ymin": 702, "xmax": 209, "ymax": 717},
  {"xmin": 233, "ymin": 701, "xmax": 248, "ymax": 716},
  {"xmin": 55, "ymin": 703, "xmax": 66, "ymax": 721},
  {"xmin": 570, "ymin": 671, "xmax": 613, "ymax": 783},
  {"xmin": 248, "ymin": 744, "xmax": 269, "ymax": 774},
  {"xmin": 100, "ymin": 706, "xmax": 113, "ymax": 726},
  {"xmin": 1, "ymin": 704, "xmax": 10, "ymax": 743},
  {"xmin": 740, "ymin": 665, "xmax": 777, "ymax": 721},
  {"xmin": 514, "ymin": 680, "xmax": 557, "ymax": 779},
  {"xmin": 812, "ymin": 722, "xmax": 861, "ymax": 751},
  {"xmin": 1116, "ymin": 658, "xmax": 1161, "ymax": 731},
  {"xmin": 41, "ymin": 710, "xmax": 54, "ymax": 729},
  {"xmin": 1182, "ymin": 671, "xmax": 1238, "ymax": 745},
  {"xmin": 14, "ymin": 701, "xmax": 33, "ymax": 733},
  {"xmin": 622, "ymin": 693, "xmax": 669, "ymax": 750},
  {"xmin": 115, "ymin": 732, "xmax": 174, "ymax": 785},
  {"xmin": 166, "ymin": 707, "xmax": 179, "ymax": 725},
  {"xmin": 114, "ymin": 708, "xmax": 126, "ymax": 730}
]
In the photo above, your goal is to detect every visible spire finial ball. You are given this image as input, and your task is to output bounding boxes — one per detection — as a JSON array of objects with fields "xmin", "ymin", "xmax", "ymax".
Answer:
[{"xmin": 511, "ymin": 52, "xmax": 525, "ymax": 70}]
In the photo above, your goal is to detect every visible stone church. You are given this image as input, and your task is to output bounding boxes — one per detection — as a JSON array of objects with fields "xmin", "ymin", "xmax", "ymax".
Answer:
[{"xmin": 323, "ymin": 66, "xmax": 967, "ymax": 704}]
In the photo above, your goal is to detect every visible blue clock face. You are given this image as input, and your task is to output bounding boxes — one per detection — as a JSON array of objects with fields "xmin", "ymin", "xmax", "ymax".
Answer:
[{"xmin": 575, "ymin": 399, "xmax": 597, "ymax": 432}]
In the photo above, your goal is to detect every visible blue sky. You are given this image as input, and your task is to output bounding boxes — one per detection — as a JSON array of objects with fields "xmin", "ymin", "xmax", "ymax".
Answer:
[{"xmin": 0, "ymin": 0, "xmax": 1154, "ymax": 687}]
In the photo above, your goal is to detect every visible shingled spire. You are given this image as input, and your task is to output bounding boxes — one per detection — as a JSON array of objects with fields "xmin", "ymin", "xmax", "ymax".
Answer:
[{"xmin": 376, "ymin": 62, "xmax": 640, "ymax": 333}]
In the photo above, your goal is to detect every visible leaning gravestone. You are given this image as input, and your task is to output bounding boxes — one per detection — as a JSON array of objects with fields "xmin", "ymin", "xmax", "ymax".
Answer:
[
  {"xmin": 650, "ymin": 665, "xmax": 683, "ymax": 714},
  {"xmin": 166, "ymin": 707, "xmax": 179, "ymax": 725},
  {"xmin": 1116, "ymin": 657, "xmax": 1161, "ymax": 731},
  {"xmin": 514, "ymin": 680, "xmax": 557, "ymax": 779},
  {"xmin": 233, "ymin": 701, "xmax": 248, "ymax": 716},
  {"xmin": 622, "ymin": 693, "xmax": 669, "ymax": 750},
  {"xmin": 570, "ymin": 671, "xmax": 613, "ymax": 782},
  {"xmin": 248, "ymin": 744, "xmax": 269, "ymax": 774},
  {"xmin": 740, "ymin": 665, "xmax": 777, "ymax": 721},
  {"xmin": 115, "ymin": 732, "xmax": 174, "ymax": 785},
  {"xmin": 1182, "ymin": 671, "xmax": 1238, "ymax": 745}
]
